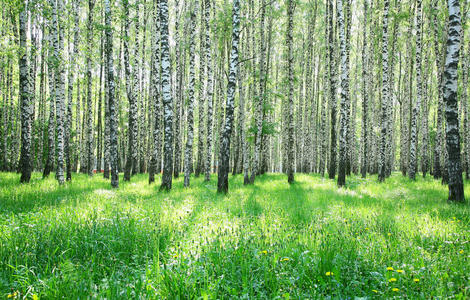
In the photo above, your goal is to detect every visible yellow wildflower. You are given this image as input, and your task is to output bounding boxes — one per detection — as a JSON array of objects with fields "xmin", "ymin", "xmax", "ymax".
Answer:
[
  {"xmin": 7, "ymin": 291, "xmax": 18, "ymax": 298},
  {"xmin": 387, "ymin": 233, "xmax": 392, "ymax": 236},
  {"xmin": 281, "ymin": 258, "xmax": 289, "ymax": 262},
  {"xmin": 260, "ymin": 250, "xmax": 268, "ymax": 255},
  {"xmin": 365, "ymin": 227, "xmax": 369, "ymax": 230},
  {"xmin": 32, "ymin": 294, "xmax": 39, "ymax": 300},
  {"xmin": 389, "ymin": 278, "xmax": 397, "ymax": 282},
  {"xmin": 386, "ymin": 267, "xmax": 394, "ymax": 271},
  {"xmin": 413, "ymin": 278, "xmax": 420, "ymax": 282},
  {"xmin": 325, "ymin": 271, "xmax": 334, "ymax": 276},
  {"xmin": 173, "ymin": 254, "xmax": 178, "ymax": 258},
  {"xmin": 396, "ymin": 269, "xmax": 404, "ymax": 273},
  {"xmin": 459, "ymin": 249, "xmax": 464, "ymax": 254},
  {"xmin": 392, "ymin": 288, "xmax": 399, "ymax": 292},
  {"xmin": 372, "ymin": 289, "xmax": 378, "ymax": 293}
]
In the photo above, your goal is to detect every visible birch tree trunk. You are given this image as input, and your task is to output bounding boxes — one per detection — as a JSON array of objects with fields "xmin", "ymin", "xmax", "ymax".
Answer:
[
  {"xmin": 66, "ymin": 0, "xmax": 80, "ymax": 181},
  {"xmin": 337, "ymin": 0, "xmax": 349, "ymax": 187},
  {"xmin": 462, "ymin": 49, "xmax": 469, "ymax": 179},
  {"xmin": 443, "ymin": 0, "xmax": 464, "ymax": 202},
  {"xmin": 19, "ymin": 2, "xmax": 32, "ymax": 183},
  {"xmin": 286, "ymin": 0, "xmax": 295, "ymax": 184},
  {"xmin": 149, "ymin": 0, "xmax": 161, "ymax": 184},
  {"xmin": 184, "ymin": 2, "xmax": 197, "ymax": 187},
  {"xmin": 54, "ymin": 0, "xmax": 66, "ymax": 184},
  {"xmin": 159, "ymin": 0, "xmax": 174, "ymax": 191},
  {"xmin": 204, "ymin": 0, "xmax": 214, "ymax": 182},
  {"xmin": 378, "ymin": 0, "xmax": 390, "ymax": 182},
  {"xmin": 250, "ymin": 0, "xmax": 265, "ymax": 183},
  {"xmin": 123, "ymin": 0, "xmax": 139, "ymax": 181},
  {"xmin": 173, "ymin": 0, "xmax": 182, "ymax": 178},
  {"xmin": 195, "ymin": 0, "xmax": 206, "ymax": 178},
  {"xmin": 217, "ymin": 0, "xmax": 240, "ymax": 193},
  {"xmin": 43, "ymin": 5, "xmax": 56, "ymax": 178},
  {"xmin": 104, "ymin": 0, "xmax": 118, "ymax": 188},
  {"xmin": 432, "ymin": 0, "xmax": 443, "ymax": 179},
  {"xmin": 408, "ymin": 0, "xmax": 423, "ymax": 180},
  {"xmin": 327, "ymin": 0, "xmax": 337, "ymax": 180},
  {"xmin": 86, "ymin": 0, "xmax": 95, "ymax": 176},
  {"xmin": 96, "ymin": 41, "xmax": 104, "ymax": 174}
]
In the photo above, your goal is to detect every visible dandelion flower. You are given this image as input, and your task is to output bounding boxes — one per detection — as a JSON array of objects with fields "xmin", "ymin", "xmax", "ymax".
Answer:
[
  {"xmin": 365, "ymin": 227, "xmax": 369, "ymax": 230},
  {"xmin": 389, "ymin": 278, "xmax": 397, "ymax": 282},
  {"xmin": 386, "ymin": 267, "xmax": 394, "ymax": 271},
  {"xmin": 372, "ymin": 289, "xmax": 378, "ymax": 293},
  {"xmin": 392, "ymin": 288, "xmax": 399, "ymax": 292},
  {"xmin": 7, "ymin": 291, "xmax": 18, "ymax": 298},
  {"xmin": 261, "ymin": 250, "xmax": 268, "ymax": 255},
  {"xmin": 281, "ymin": 258, "xmax": 289, "ymax": 262},
  {"xmin": 387, "ymin": 233, "xmax": 392, "ymax": 236},
  {"xmin": 173, "ymin": 254, "xmax": 178, "ymax": 258},
  {"xmin": 459, "ymin": 249, "xmax": 464, "ymax": 254},
  {"xmin": 413, "ymin": 278, "xmax": 420, "ymax": 282},
  {"xmin": 397, "ymin": 269, "xmax": 404, "ymax": 273},
  {"xmin": 325, "ymin": 271, "xmax": 334, "ymax": 276},
  {"xmin": 32, "ymin": 295, "xmax": 39, "ymax": 300}
]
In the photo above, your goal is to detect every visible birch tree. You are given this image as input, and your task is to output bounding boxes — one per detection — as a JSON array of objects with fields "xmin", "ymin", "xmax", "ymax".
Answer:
[
  {"xmin": 378, "ymin": 0, "xmax": 390, "ymax": 182},
  {"xmin": 159, "ymin": 0, "xmax": 174, "ymax": 191},
  {"xmin": 149, "ymin": 0, "xmax": 161, "ymax": 184},
  {"xmin": 104, "ymin": 0, "xmax": 119, "ymax": 188},
  {"xmin": 337, "ymin": 0, "xmax": 349, "ymax": 187},
  {"xmin": 204, "ymin": 0, "xmax": 214, "ymax": 182},
  {"xmin": 86, "ymin": 0, "xmax": 95, "ymax": 176},
  {"xmin": 286, "ymin": 0, "xmax": 295, "ymax": 184},
  {"xmin": 184, "ymin": 2, "xmax": 197, "ymax": 187},
  {"xmin": 217, "ymin": 0, "xmax": 240, "ymax": 193},
  {"xmin": 54, "ymin": 0, "xmax": 66, "ymax": 184},
  {"xmin": 443, "ymin": 0, "xmax": 464, "ymax": 202},
  {"xmin": 408, "ymin": 0, "xmax": 423, "ymax": 181},
  {"xmin": 19, "ymin": 2, "xmax": 32, "ymax": 183}
]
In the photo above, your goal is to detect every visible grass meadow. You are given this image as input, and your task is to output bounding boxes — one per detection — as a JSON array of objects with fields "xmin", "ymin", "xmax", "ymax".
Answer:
[{"xmin": 0, "ymin": 172, "xmax": 469, "ymax": 299}]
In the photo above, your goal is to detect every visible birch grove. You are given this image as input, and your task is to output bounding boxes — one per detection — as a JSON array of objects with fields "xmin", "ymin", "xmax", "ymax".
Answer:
[{"xmin": 6, "ymin": 0, "xmax": 467, "ymax": 201}]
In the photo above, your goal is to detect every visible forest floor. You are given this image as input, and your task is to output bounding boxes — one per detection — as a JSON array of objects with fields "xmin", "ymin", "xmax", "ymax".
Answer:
[{"xmin": 0, "ymin": 172, "xmax": 469, "ymax": 299}]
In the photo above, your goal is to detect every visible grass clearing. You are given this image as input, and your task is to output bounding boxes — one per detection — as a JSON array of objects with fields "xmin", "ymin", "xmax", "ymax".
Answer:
[{"xmin": 0, "ymin": 172, "xmax": 469, "ymax": 298}]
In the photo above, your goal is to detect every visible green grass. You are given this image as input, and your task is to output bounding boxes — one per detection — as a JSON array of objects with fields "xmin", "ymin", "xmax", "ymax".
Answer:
[{"xmin": 0, "ymin": 172, "xmax": 469, "ymax": 299}]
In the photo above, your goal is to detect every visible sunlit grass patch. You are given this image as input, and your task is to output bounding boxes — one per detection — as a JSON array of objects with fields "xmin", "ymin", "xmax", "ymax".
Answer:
[{"xmin": 0, "ymin": 172, "xmax": 469, "ymax": 298}]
